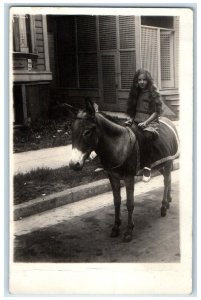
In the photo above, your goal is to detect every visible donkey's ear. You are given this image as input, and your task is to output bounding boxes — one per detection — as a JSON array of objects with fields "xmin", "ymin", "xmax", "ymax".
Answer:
[
  {"xmin": 60, "ymin": 103, "xmax": 78, "ymax": 117},
  {"xmin": 85, "ymin": 97, "xmax": 95, "ymax": 117}
]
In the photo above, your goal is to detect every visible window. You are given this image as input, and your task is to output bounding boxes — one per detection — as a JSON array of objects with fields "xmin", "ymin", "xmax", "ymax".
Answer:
[
  {"xmin": 141, "ymin": 16, "xmax": 174, "ymax": 29},
  {"xmin": 141, "ymin": 16, "xmax": 175, "ymax": 89},
  {"xmin": 13, "ymin": 14, "xmax": 33, "ymax": 53}
]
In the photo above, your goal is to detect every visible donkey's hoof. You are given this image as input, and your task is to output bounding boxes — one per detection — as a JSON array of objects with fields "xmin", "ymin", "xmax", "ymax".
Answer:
[
  {"xmin": 110, "ymin": 228, "xmax": 120, "ymax": 238},
  {"xmin": 123, "ymin": 232, "xmax": 133, "ymax": 242},
  {"xmin": 161, "ymin": 207, "xmax": 167, "ymax": 217},
  {"xmin": 123, "ymin": 227, "xmax": 133, "ymax": 242}
]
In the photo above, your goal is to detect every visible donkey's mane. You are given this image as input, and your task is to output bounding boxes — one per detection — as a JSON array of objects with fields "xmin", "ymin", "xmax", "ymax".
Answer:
[
  {"xmin": 100, "ymin": 112, "xmax": 123, "ymax": 125},
  {"xmin": 96, "ymin": 112, "xmax": 126, "ymax": 137}
]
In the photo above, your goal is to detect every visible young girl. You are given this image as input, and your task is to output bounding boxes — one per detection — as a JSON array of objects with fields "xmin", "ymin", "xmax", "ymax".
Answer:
[{"xmin": 126, "ymin": 69, "xmax": 162, "ymax": 182}]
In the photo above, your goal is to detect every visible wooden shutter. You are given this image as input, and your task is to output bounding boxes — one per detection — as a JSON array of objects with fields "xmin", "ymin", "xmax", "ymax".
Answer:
[
  {"xmin": 120, "ymin": 52, "xmax": 136, "ymax": 89},
  {"xmin": 57, "ymin": 16, "xmax": 76, "ymax": 53},
  {"xmin": 141, "ymin": 26, "xmax": 159, "ymax": 86},
  {"xmin": 99, "ymin": 16, "xmax": 117, "ymax": 50},
  {"xmin": 76, "ymin": 16, "xmax": 98, "ymax": 88},
  {"xmin": 78, "ymin": 54, "xmax": 98, "ymax": 88},
  {"xmin": 119, "ymin": 16, "xmax": 136, "ymax": 89},
  {"xmin": 56, "ymin": 16, "xmax": 77, "ymax": 87},
  {"xmin": 99, "ymin": 16, "xmax": 118, "ymax": 107},
  {"xmin": 101, "ymin": 54, "xmax": 117, "ymax": 104},
  {"xmin": 77, "ymin": 16, "xmax": 97, "ymax": 52},
  {"xmin": 160, "ymin": 30, "xmax": 174, "ymax": 88},
  {"xmin": 119, "ymin": 16, "xmax": 135, "ymax": 49}
]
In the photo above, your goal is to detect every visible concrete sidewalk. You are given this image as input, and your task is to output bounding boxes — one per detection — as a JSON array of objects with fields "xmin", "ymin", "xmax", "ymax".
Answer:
[
  {"xmin": 13, "ymin": 120, "xmax": 179, "ymax": 175},
  {"xmin": 13, "ymin": 144, "xmax": 72, "ymax": 174}
]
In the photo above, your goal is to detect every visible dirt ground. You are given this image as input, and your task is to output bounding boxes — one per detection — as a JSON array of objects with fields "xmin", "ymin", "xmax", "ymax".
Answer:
[{"xmin": 14, "ymin": 181, "xmax": 180, "ymax": 263}]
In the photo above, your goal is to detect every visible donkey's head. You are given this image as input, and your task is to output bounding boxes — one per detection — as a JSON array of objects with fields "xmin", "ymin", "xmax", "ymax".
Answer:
[{"xmin": 69, "ymin": 98, "xmax": 98, "ymax": 171}]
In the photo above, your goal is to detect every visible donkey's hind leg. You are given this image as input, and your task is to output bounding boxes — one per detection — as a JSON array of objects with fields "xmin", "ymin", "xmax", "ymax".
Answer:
[
  {"xmin": 124, "ymin": 176, "xmax": 135, "ymax": 242},
  {"xmin": 108, "ymin": 174, "xmax": 121, "ymax": 237},
  {"xmin": 167, "ymin": 162, "xmax": 173, "ymax": 206},
  {"xmin": 160, "ymin": 161, "xmax": 173, "ymax": 217}
]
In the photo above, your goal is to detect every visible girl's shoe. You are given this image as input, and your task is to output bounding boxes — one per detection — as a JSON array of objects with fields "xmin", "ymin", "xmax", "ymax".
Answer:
[{"xmin": 142, "ymin": 167, "xmax": 151, "ymax": 182}]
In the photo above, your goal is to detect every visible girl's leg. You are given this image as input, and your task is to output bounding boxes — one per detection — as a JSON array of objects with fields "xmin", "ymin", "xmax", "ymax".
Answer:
[{"xmin": 142, "ymin": 131, "xmax": 154, "ymax": 182}]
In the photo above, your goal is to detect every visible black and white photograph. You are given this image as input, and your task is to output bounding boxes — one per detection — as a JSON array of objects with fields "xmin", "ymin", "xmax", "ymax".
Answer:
[{"xmin": 9, "ymin": 6, "xmax": 193, "ymax": 295}]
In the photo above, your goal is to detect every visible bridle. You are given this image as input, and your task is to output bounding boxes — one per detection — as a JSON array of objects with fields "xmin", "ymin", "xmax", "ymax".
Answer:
[{"xmin": 73, "ymin": 112, "xmax": 140, "ymax": 171}]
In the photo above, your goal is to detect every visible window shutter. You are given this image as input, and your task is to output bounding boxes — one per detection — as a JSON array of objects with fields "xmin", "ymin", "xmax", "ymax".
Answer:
[
  {"xmin": 101, "ymin": 55, "xmax": 116, "ymax": 104},
  {"xmin": 77, "ymin": 16, "xmax": 97, "ymax": 52},
  {"xmin": 119, "ymin": 16, "xmax": 135, "ymax": 49},
  {"xmin": 76, "ymin": 16, "xmax": 98, "ymax": 88},
  {"xmin": 119, "ymin": 16, "xmax": 136, "ymax": 89},
  {"xmin": 141, "ymin": 26, "xmax": 159, "ymax": 86},
  {"xmin": 78, "ymin": 54, "xmax": 98, "ymax": 88},
  {"xmin": 57, "ymin": 17, "xmax": 76, "ymax": 53},
  {"xmin": 120, "ymin": 51, "xmax": 136, "ymax": 89},
  {"xmin": 99, "ymin": 16, "xmax": 117, "ymax": 50},
  {"xmin": 58, "ymin": 54, "xmax": 77, "ymax": 88},
  {"xmin": 160, "ymin": 32, "xmax": 171, "ymax": 80},
  {"xmin": 56, "ymin": 17, "xmax": 77, "ymax": 87},
  {"xmin": 160, "ymin": 30, "xmax": 174, "ymax": 88}
]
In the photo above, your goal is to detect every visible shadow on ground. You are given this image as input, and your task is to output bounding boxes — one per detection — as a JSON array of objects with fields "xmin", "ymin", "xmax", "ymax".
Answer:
[{"xmin": 14, "ymin": 184, "xmax": 180, "ymax": 263}]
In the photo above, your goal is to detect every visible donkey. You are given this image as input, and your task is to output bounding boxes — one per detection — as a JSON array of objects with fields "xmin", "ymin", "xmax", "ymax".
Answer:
[{"xmin": 69, "ymin": 98, "xmax": 179, "ymax": 242}]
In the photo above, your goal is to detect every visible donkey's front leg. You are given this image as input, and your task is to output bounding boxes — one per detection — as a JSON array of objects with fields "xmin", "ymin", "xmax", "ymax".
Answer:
[
  {"xmin": 108, "ymin": 174, "xmax": 121, "ymax": 237},
  {"xmin": 124, "ymin": 176, "xmax": 135, "ymax": 242}
]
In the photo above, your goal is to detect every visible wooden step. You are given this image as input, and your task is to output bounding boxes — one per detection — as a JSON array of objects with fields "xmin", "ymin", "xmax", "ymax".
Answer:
[
  {"xmin": 165, "ymin": 99, "xmax": 180, "ymax": 106},
  {"xmin": 164, "ymin": 94, "xmax": 179, "ymax": 101}
]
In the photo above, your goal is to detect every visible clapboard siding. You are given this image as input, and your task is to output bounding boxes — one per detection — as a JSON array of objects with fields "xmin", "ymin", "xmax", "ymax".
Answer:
[
  {"xmin": 34, "ymin": 15, "xmax": 46, "ymax": 70},
  {"xmin": 36, "ymin": 46, "xmax": 44, "ymax": 53},
  {"xmin": 35, "ymin": 15, "xmax": 42, "ymax": 21},
  {"xmin": 36, "ymin": 40, "xmax": 44, "ymax": 46},
  {"xmin": 35, "ymin": 27, "xmax": 43, "ymax": 34}
]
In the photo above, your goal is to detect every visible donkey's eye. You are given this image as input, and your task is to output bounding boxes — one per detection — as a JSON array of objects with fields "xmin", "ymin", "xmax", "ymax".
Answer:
[{"xmin": 83, "ymin": 130, "xmax": 91, "ymax": 136}]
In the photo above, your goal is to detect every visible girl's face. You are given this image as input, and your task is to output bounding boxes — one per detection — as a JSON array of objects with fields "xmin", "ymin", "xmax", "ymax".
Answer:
[{"xmin": 138, "ymin": 73, "xmax": 148, "ymax": 90}]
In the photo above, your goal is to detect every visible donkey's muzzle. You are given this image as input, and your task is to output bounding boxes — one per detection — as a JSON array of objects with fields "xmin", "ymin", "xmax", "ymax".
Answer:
[{"xmin": 69, "ymin": 160, "xmax": 83, "ymax": 171}]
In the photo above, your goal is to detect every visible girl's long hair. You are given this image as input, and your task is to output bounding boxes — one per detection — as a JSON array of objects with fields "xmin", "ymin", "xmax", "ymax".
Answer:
[{"xmin": 127, "ymin": 69, "xmax": 160, "ymax": 117}]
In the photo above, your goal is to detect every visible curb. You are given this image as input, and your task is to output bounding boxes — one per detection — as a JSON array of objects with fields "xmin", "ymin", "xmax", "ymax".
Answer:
[{"xmin": 14, "ymin": 159, "xmax": 179, "ymax": 221}]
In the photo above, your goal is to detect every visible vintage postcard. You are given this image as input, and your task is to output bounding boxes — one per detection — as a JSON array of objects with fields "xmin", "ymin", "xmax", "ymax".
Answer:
[{"xmin": 9, "ymin": 6, "xmax": 194, "ymax": 295}]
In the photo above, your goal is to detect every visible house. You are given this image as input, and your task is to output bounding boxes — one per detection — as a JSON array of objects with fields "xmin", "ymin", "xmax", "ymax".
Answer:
[{"xmin": 12, "ymin": 13, "xmax": 180, "ymax": 125}]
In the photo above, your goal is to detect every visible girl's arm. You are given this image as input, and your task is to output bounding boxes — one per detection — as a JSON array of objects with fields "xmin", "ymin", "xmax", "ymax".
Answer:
[{"xmin": 138, "ymin": 112, "xmax": 158, "ymax": 129}]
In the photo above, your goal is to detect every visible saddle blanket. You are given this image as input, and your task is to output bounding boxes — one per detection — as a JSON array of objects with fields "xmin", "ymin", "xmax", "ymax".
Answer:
[{"xmin": 131, "ymin": 117, "xmax": 180, "ymax": 171}]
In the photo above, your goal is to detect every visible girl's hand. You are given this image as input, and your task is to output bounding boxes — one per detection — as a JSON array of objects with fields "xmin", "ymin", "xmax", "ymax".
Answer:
[
  {"xmin": 124, "ymin": 118, "xmax": 133, "ymax": 126},
  {"xmin": 138, "ymin": 121, "xmax": 147, "ymax": 129}
]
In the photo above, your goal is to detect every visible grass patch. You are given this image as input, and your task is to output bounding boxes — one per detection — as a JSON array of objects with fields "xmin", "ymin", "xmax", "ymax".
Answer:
[
  {"xmin": 13, "ymin": 119, "xmax": 72, "ymax": 153},
  {"xmin": 14, "ymin": 157, "xmax": 107, "ymax": 205}
]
